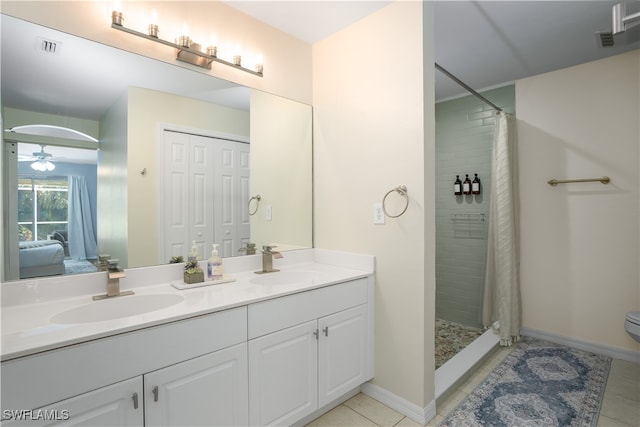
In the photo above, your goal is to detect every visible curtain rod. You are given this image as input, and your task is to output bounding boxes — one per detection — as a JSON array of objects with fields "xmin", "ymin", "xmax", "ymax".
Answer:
[{"xmin": 435, "ymin": 62, "xmax": 503, "ymax": 112}]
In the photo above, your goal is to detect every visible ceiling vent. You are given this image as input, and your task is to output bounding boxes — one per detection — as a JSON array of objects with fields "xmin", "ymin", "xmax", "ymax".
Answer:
[
  {"xmin": 36, "ymin": 37, "xmax": 61, "ymax": 54},
  {"xmin": 595, "ymin": 31, "xmax": 615, "ymax": 48}
]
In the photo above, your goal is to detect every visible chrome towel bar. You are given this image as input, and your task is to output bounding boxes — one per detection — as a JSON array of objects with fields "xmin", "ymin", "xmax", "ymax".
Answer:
[{"xmin": 547, "ymin": 176, "xmax": 610, "ymax": 186}]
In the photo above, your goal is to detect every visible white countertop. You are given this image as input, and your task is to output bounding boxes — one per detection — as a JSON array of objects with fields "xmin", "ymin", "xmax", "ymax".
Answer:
[{"xmin": 1, "ymin": 249, "xmax": 374, "ymax": 361}]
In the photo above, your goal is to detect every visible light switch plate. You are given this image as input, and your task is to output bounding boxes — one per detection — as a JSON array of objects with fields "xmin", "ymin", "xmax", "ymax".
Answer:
[
  {"xmin": 373, "ymin": 203, "xmax": 385, "ymax": 225},
  {"xmin": 266, "ymin": 205, "xmax": 272, "ymax": 221}
]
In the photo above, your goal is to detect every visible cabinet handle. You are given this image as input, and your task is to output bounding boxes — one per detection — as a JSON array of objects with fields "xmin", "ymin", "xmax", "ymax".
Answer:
[
  {"xmin": 313, "ymin": 329, "xmax": 319, "ymax": 340},
  {"xmin": 323, "ymin": 326, "xmax": 329, "ymax": 337},
  {"xmin": 152, "ymin": 386, "xmax": 159, "ymax": 402},
  {"xmin": 132, "ymin": 392, "xmax": 139, "ymax": 409}
]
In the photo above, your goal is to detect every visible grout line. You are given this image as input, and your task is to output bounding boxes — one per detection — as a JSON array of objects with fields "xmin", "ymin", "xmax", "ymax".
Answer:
[{"xmin": 340, "ymin": 404, "xmax": 382, "ymax": 427}]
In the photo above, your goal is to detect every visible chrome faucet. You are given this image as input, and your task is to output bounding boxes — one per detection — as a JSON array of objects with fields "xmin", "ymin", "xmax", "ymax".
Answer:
[
  {"xmin": 255, "ymin": 245, "xmax": 283, "ymax": 274},
  {"xmin": 93, "ymin": 260, "xmax": 134, "ymax": 300}
]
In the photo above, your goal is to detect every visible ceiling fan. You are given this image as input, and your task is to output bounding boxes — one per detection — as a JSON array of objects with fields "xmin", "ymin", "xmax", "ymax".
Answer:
[{"xmin": 19, "ymin": 145, "xmax": 56, "ymax": 171}]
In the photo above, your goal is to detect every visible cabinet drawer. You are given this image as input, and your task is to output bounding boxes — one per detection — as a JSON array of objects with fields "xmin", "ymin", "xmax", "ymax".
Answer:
[
  {"xmin": 1, "ymin": 307, "xmax": 247, "ymax": 412},
  {"xmin": 248, "ymin": 278, "xmax": 367, "ymax": 339}
]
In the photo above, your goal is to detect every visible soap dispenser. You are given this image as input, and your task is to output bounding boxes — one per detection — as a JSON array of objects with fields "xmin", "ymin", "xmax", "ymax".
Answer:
[
  {"xmin": 207, "ymin": 244, "xmax": 223, "ymax": 281},
  {"xmin": 189, "ymin": 240, "xmax": 200, "ymax": 262}
]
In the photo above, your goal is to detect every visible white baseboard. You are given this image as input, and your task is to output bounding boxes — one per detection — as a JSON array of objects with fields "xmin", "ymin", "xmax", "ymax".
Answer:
[
  {"xmin": 360, "ymin": 382, "xmax": 436, "ymax": 425},
  {"xmin": 521, "ymin": 327, "xmax": 640, "ymax": 363}
]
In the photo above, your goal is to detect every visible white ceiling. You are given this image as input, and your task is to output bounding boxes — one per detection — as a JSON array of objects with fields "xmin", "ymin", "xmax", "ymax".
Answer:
[
  {"xmin": 224, "ymin": 0, "xmax": 640, "ymax": 100},
  {"xmin": 2, "ymin": 0, "xmax": 639, "ymax": 125},
  {"xmin": 433, "ymin": 0, "xmax": 640, "ymax": 100},
  {"xmin": 0, "ymin": 14, "xmax": 250, "ymax": 120},
  {"xmin": 222, "ymin": 1, "xmax": 392, "ymax": 44}
]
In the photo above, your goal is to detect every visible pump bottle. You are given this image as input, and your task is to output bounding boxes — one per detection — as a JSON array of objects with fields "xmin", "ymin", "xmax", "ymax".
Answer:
[
  {"xmin": 207, "ymin": 244, "xmax": 223, "ymax": 281},
  {"xmin": 463, "ymin": 174, "xmax": 472, "ymax": 195},
  {"xmin": 454, "ymin": 175, "xmax": 462, "ymax": 195}
]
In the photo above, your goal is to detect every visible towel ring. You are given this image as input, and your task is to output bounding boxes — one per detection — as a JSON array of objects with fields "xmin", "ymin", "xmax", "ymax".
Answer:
[
  {"xmin": 248, "ymin": 195, "xmax": 261, "ymax": 216},
  {"xmin": 382, "ymin": 185, "xmax": 408, "ymax": 218}
]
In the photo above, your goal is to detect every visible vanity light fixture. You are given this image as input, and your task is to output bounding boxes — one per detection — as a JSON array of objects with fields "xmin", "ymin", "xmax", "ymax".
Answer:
[{"xmin": 110, "ymin": 9, "xmax": 264, "ymax": 77}]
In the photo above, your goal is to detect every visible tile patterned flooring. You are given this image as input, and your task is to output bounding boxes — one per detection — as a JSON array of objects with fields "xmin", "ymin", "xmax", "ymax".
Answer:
[{"xmin": 307, "ymin": 346, "xmax": 640, "ymax": 426}]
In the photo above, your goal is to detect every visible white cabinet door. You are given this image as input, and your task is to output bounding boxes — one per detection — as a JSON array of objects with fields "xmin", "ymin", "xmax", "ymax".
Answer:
[
  {"xmin": 144, "ymin": 343, "xmax": 248, "ymax": 427},
  {"xmin": 2, "ymin": 377, "xmax": 143, "ymax": 426},
  {"xmin": 248, "ymin": 320, "xmax": 318, "ymax": 426},
  {"xmin": 318, "ymin": 305, "xmax": 368, "ymax": 407}
]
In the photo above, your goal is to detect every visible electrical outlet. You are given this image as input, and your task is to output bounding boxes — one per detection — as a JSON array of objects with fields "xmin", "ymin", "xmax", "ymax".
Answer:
[
  {"xmin": 373, "ymin": 203, "xmax": 385, "ymax": 225},
  {"xmin": 266, "ymin": 205, "xmax": 272, "ymax": 221}
]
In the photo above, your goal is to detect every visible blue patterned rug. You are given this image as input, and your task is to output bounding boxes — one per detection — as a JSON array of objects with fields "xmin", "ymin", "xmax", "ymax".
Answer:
[{"xmin": 439, "ymin": 337, "xmax": 611, "ymax": 427}]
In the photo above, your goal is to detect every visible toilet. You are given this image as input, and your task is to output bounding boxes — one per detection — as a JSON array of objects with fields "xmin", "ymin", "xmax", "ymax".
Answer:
[{"xmin": 624, "ymin": 311, "xmax": 640, "ymax": 342}]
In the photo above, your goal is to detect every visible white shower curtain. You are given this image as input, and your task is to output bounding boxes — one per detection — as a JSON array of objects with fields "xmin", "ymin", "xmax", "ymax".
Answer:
[{"xmin": 482, "ymin": 112, "xmax": 521, "ymax": 346}]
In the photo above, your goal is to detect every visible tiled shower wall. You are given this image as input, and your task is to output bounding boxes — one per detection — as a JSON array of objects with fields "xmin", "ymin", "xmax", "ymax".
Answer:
[{"xmin": 435, "ymin": 85, "xmax": 515, "ymax": 328}]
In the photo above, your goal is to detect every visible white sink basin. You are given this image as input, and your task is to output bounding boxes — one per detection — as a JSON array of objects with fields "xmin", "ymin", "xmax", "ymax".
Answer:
[
  {"xmin": 51, "ymin": 294, "xmax": 184, "ymax": 324},
  {"xmin": 250, "ymin": 271, "xmax": 318, "ymax": 286}
]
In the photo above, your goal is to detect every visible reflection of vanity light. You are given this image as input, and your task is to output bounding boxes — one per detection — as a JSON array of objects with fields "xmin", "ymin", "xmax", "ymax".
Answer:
[
  {"xmin": 207, "ymin": 33, "xmax": 218, "ymax": 57},
  {"xmin": 255, "ymin": 54, "xmax": 264, "ymax": 74},
  {"xmin": 178, "ymin": 23, "xmax": 191, "ymax": 47},
  {"xmin": 178, "ymin": 35, "xmax": 191, "ymax": 48},
  {"xmin": 112, "ymin": 11, "xmax": 124, "ymax": 26},
  {"xmin": 109, "ymin": 10, "xmax": 263, "ymax": 76},
  {"xmin": 148, "ymin": 10, "xmax": 158, "ymax": 38}
]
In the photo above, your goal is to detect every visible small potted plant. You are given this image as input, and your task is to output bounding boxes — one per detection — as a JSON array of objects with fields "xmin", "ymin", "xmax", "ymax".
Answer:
[{"xmin": 183, "ymin": 258, "xmax": 204, "ymax": 284}]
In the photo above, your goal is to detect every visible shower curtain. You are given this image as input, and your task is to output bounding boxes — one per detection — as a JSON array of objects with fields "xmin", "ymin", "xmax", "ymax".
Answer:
[
  {"xmin": 68, "ymin": 175, "xmax": 98, "ymax": 260},
  {"xmin": 482, "ymin": 112, "xmax": 521, "ymax": 346}
]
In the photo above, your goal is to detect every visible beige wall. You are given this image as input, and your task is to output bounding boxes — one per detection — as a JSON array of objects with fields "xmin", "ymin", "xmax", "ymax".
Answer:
[
  {"xmin": 516, "ymin": 50, "xmax": 640, "ymax": 352},
  {"xmin": 98, "ymin": 92, "xmax": 129, "ymax": 266},
  {"xmin": 3, "ymin": 0, "xmax": 440, "ymax": 411},
  {"xmin": 249, "ymin": 90, "xmax": 312, "ymax": 251},
  {"xmin": 313, "ymin": 1, "xmax": 435, "ymax": 407},
  {"xmin": 127, "ymin": 86, "xmax": 249, "ymax": 267},
  {"xmin": 0, "ymin": 1, "xmax": 312, "ymax": 104}
]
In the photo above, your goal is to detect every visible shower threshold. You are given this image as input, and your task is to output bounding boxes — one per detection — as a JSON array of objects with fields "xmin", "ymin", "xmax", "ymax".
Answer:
[{"xmin": 434, "ymin": 328, "xmax": 500, "ymax": 399}]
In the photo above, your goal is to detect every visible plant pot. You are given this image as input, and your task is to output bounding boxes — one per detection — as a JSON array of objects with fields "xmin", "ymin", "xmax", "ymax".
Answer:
[{"xmin": 183, "ymin": 271, "xmax": 204, "ymax": 284}]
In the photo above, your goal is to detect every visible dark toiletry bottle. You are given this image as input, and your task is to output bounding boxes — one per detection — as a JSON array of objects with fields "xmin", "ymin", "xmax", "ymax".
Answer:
[
  {"xmin": 463, "ymin": 174, "xmax": 472, "ymax": 195},
  {"xmin": 454, "ymin": 175, "xmax": 462, "ymax": 195},
  {"xmin": 472, "ymin": 173, "xmax": 481, "ymax": 195}
]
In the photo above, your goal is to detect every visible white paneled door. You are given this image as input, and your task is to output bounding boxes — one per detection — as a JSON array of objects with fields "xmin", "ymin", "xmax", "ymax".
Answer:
[{"xmin": 161, "ymin": 130, "xmax": 249, "ymax": 262}]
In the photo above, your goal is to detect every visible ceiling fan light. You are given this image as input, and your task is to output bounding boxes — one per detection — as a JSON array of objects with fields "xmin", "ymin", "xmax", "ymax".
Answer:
[
  {"xmin": 30, "ymin": 159, "xmax": 55, "ymax": 171},
  {"xmin": 31, "ymin": 160, "xmax": 45, "ymax": 171}
]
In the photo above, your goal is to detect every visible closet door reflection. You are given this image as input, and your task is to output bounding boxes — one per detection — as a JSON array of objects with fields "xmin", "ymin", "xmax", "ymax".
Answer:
[{"xmin": 160, "ymin": 130, "xmax": 249, "ymax": 262}]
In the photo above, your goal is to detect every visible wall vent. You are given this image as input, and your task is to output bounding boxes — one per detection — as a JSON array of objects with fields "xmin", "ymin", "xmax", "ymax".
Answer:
[
  {"xmin": 36, "ymin": 37, "xmax": 62, "ymax": 54},
  {"xmin": 595, "ymin": 31, "xmax": 615, "ymax": 48}
]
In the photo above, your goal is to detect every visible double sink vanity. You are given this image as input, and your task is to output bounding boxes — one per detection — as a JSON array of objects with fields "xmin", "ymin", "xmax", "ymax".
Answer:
[{"xmin": 1, "ymin": 249, "xmax": 375, "ymax": 426}]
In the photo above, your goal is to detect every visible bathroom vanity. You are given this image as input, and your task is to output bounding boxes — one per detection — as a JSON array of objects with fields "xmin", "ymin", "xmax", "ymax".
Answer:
[{"xmin": 0, "ymin": 249, "xmax": 374, "ymax": 426}]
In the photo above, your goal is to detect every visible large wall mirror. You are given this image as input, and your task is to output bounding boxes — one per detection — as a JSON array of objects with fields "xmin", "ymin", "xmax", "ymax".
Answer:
[{"xmin": 1, "ymin": 14, "xmax": 312, "ymax": 282}]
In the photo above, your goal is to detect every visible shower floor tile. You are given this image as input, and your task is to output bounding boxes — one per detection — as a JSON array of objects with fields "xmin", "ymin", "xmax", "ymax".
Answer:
[{"xmin": 435, "ymin": 318, "xmax": 484, "ymax": 369}]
